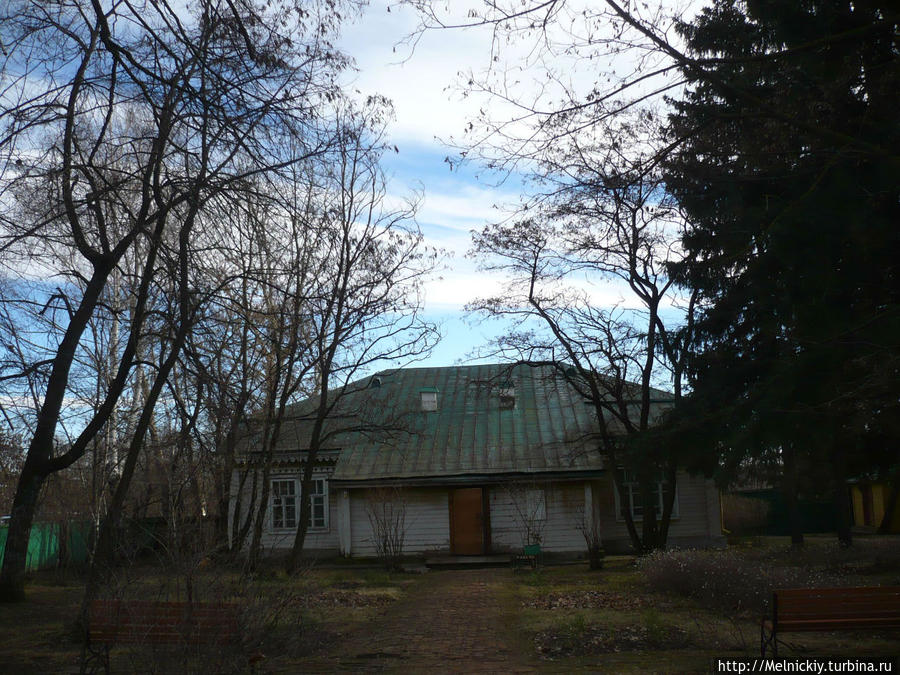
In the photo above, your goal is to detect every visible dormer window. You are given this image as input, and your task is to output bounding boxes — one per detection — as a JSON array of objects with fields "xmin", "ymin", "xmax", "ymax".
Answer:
[
  {"xmin": 500, "ymin": 386, "xmax": 516, "ymax": 410},
  {"xmin": 420, "ymin": 388, "xmax": 438, "ymax": 411}
]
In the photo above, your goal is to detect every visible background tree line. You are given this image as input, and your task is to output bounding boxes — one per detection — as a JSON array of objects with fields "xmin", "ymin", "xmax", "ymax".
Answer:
[{"xmin": 0, "ymin": 0, "xmax": 437, "ymax": 602}]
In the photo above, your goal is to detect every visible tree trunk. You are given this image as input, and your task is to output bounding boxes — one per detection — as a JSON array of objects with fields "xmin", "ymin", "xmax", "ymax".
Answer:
[
  {"xmin": 657, "ymin": 459, "xmax": 678, "ymax": 548},
  {"xmin": 782, "ymin": 445, "xmax": 804, "ymax": 547},
  {"xmin": 286, "ymin": 377, "xmax": 331, "ymax": 574},
  {"xmin": 834, "ymin": 484, "xmax": 853, "ymax": 548},
  {"xmin": 831, "ymin": 444, "xmax": 852, "ymax": 548},
  {"xmin": 287, "ymin": 489, "xmax": 312, "ymax": 575},
  {"xmin": 230, "ymin": 466, "xmax": 255, "ymax": 553},
  {"xmin": 214, "ymin": 390, "xmax": 249, "ymax": 551},
  {"xmin": 246, "ymin": 460, "xmax": 274, "ymax": 572},
  {"xmin": 246, "ymin": 403, "xmax": 288, "ymax": 572},
  {"xmin": 612, "ymin": 470, "xmax": 644, "ymax": 554},
  {"xmin": 0, "ymin": 468, "xmax": 47, "ymax": 601},
  {"xmin": 639, "ymin": 470, "xmax": 659, "ymax": 552}
]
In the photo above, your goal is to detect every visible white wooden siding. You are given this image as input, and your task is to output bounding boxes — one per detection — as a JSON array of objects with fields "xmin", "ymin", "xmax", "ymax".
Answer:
[
  {"xmin": 595, "ymin": 471, "xmax": 724, "ymax": 551},
  {"xmin": 488, "ymin": 482, "xmax": 585, "ymax": 553},
  {"xmin": 349, "ymin": 487, "xmax": 450, "ymax": 556},
  {"xmin": 229, "ymin": 469, "xmax": 723, "ymax": 557},
  {"xmin": 346, "ymin": 483, "xmax": 586, "ymax": 556},
  {"xmin": 228, "ymin": 470, "xmax": 340, "ymax": 552}
]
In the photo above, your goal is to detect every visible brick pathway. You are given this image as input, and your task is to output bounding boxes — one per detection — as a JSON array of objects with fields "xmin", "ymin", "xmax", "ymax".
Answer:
[{"xmin": 304, "ymin": 569, "xmax": 537, "ymax": 673}]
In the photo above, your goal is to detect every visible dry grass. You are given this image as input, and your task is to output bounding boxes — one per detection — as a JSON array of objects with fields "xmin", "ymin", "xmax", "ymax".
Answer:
[
  {"xmin": 0, "ymin": 564, "xmax": 413, "ymax": 674},
  {"xmin": 2, "ymin": 539, "xmax": 898, "ymax": 673},
  {"xmin": 507, "ymin": 540, "xmax": 900, "ymax": 672}
]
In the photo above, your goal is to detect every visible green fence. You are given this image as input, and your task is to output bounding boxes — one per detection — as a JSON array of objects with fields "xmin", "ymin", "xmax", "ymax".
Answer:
[
  {"xmin": 0, "ymin": 521, "xmax": 91, "ymax": 571},
  {"xmin": 739, "ymin": 489, "xmax": 836, "ymax": 535}
]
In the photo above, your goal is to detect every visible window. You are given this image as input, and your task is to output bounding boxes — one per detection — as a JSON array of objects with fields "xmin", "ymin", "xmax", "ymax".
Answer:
[
  {"xmin": 616, "ymin": 471, "xmax": 677, "ymax": 520},
  {"xmin": 271, "ymin": 477, "xmax": 329, "ymax": 530},
  {"xmin": 420, "ymin": 390, "xmax": 438, "ymax": 411},
  {"xmin": 309, "ymin": 478, "xmax": 327, "ymax": 529},
  {"xmin": 499, "ymin": 386, "xmax": 516, "ymax": 410},
  {"xmin": 272, "ymin": 479, "xmax": 297, "ymax": 529}
]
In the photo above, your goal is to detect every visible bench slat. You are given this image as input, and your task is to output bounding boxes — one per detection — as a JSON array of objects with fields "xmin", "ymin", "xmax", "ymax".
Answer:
[
  {"xmin": 775, "ymin": 587, "xmax": 900, "ymax": 599},
  {"xmin": 778, "ymin": 596, "xmax": 900, "ymax": 609},
  {"xmin": 779, "ymin": 618, "xmax": 900, "ymax": 630},
  {"xmin": 774, "ymin": 587, "xmax": 900, "ymax": 625},
  {"xmin": 762, "ymin": 586, "xmax": 900, "ymax": 658},
  {"xmin": 768, "ymin": 587, "xmax": 900, "ymax": 633}
]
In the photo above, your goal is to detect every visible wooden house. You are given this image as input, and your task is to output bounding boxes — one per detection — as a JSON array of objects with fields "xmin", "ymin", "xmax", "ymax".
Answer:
[{"xmin": 230, "ymin": 364, "xmax": 724, "ymax": 557}]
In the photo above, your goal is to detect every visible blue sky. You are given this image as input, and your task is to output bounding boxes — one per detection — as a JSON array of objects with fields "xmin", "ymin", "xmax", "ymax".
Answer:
[
  {"xmin": 336, "ymin": 1, "xmax": 690, "ymax": 373},
  {"xmin": 337, "ymin": 2, "xmax": 524, "ymax": 367}
]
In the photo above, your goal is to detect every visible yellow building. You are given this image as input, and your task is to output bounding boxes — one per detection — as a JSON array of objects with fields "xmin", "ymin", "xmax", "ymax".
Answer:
[{"xmin": 850, "ymin": 481, "xmax": 900, "ymax": 533}]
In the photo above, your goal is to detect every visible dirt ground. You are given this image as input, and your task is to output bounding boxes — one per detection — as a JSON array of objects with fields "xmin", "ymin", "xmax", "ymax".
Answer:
[
  {"xmin": 294, "ymin": 568, "xmax": 538, "ymax": 673},
  {"xmin": 2, "ymin": 548, "xmax": 898, "ymax": 674}
]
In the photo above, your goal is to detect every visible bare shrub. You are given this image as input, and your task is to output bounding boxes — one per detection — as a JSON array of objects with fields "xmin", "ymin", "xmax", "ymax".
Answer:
[
  {"xmin": 637, "ymin": 549, "xmax": 830, "ymax": 615},
  {"xmin": 365, "ymin": 487, "xmax": 408, "ymax": 571},
  {"xmin": 239, "ymin": 587, "xmax": 306, "ymax": 656},
  {"xmin": 575, "ymin": 506, "xmax": 604, "ymax": 570},
  {"xmin": 721, "ymin": 494, "xmax": 771, "ymax": 535},
  {"xmin": 758, "ymin": 538, "xmax": 900, "ymax": 577},
  {"xmin": 506, "ymin": 482, "xmax": 546, "ymax": 547}
]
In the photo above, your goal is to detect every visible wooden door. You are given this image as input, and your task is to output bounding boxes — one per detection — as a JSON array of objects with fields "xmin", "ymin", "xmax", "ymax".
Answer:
[{"xmin": 450, "ymin": 488, "xmax": 484, "ymax": 555}]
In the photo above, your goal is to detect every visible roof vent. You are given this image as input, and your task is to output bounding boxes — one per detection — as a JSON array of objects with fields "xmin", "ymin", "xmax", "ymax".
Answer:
[
  {"xmin": 500, "ymin": 385, "xmax": 516, "ymax": 410},
  {"xmin": 370, "ymin": 376, "xmax": 382, "ymax": 388},
  {"xmin": 420, "ymin": 387, "xmax": 438, "ymax": 411}
]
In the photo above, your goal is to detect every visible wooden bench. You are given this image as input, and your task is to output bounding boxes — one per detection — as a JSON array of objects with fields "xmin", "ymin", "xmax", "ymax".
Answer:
[
  {"xmin": 82, "ymin": 599, "xmax": 241, "ymax": 674},
  {"xmin": 761, "ymin": 586, "xmax": 900, "ymax": 656}
]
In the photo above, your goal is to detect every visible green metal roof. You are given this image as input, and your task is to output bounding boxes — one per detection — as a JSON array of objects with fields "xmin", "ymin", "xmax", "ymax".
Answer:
[{"xmin": 254, "ymin": 363, "xmax": 673, "ymax": 482}]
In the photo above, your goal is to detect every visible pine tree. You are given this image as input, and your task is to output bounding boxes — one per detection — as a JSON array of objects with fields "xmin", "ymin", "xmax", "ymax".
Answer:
[{"xmin": 665, "ymin": 0, "xmax": 900, "ymax": 545}]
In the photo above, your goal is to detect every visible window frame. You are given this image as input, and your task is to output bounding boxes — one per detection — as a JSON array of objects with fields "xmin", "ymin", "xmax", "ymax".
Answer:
[
  {"xmin": 271, "ymin": 478, "xmax": 297, "ymax": 531},
  {"xmin": 614, "ymin": 471, "xmax": 678, "ymax": 522},
  {"xmin": 499, "ymin": 386, "xmax": 516, "ymax": 410},
  {"xmin": 269, "ymin": 476, "xmax": 329, "ymax": 532},
  {"xmin": 420, "ymin": 390, "xmax": 438, "ymax": 411},
  {"xmin": 308, "ymin": 477, "xmax": 328, "ymax": 530}
]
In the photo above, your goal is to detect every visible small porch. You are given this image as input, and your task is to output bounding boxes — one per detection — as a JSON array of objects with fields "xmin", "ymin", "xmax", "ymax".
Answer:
[{"xmin": 423, "ymin": 554, "xmax": 513, "ymax": 569}]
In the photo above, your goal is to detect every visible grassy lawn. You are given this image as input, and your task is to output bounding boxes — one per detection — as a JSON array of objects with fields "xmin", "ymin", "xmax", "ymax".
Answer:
[
  {"xmin": 1, "ymin": 538, "xmax": 898, "ymax": 673},
  {"xmin": 504, "ymin": 558, "xmax": 750, "ymax": 673},
  {"xmin": 0, "ymin": 577, "xmax": 84, "ymax": 674},
  {"xmin": 0, "ymin": 563, "xmax": 415, "ymax": 674},
  {"xmin": 503, "ymin": 537, "xmax": 900, "ymax": 672}
]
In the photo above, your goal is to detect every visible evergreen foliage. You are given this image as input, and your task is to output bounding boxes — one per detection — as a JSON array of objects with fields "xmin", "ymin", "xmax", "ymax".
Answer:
[{"xmin": 665, "ymin": 0, "xmax": 899, "ymax": 541}]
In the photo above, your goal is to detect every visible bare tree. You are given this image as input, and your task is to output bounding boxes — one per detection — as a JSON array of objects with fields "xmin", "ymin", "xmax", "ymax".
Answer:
[
  {"xmin": 202, "ymin": 98, "xmax": 439, "ymax": 573},
  {"xmin": 469, "ymin": 115, "xmax": 694, "ymax": 553},
  {"xmin": 241, "ymin": 167, "xmax": 328, "ymax": 572},
  {"xmin": 187, "ymin": 291, "xmax": 259, "ymax": 554},
  {"xmin": 285, "ymin": 102, "xmax": 440, "ymax": 573},
  {"xmin": 0, "ymin": 0, "xmax": 354, "ymax": 601},
  {"xmin": 400, "ymin": 1, "xmax": 895, "ymax": 172}
]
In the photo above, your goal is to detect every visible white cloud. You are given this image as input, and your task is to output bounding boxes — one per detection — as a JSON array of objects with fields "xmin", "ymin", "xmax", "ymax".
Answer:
[
  {"xmin": 417, "ymin": 184, "xmax": 519, "ymax": 233},
  {"xmin": 341, "ymin": 1, "xmax": 692, "ymax": 351},
  {"xmin": 338, "ymin": 1, "xmax": 505, "ymax": 147}
]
